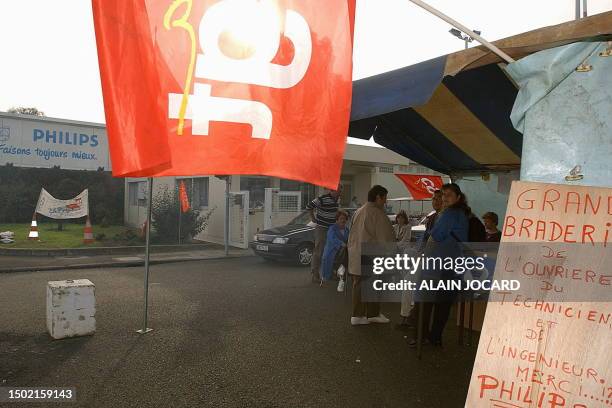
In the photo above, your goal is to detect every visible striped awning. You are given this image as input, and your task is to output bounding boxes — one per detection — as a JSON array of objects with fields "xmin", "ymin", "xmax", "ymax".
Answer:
[{"xmin": 349, "ymin": 11, "xmax": 612, "ymax": 175}]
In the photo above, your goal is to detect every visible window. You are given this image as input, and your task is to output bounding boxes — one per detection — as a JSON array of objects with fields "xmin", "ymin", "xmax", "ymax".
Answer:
[
  {"xmin": 177, "ymin": 177, "xmax": 209, "ymax": 208},
  {"xmin": 280, "ymin": 179, "xmax": 316, "ymax": 209},
  {"xmin": 378, "ymin": 165, "xmax": 394, "ymax": 173},
  {"xmin": 339, "ymin": 181, "xmax": 352, "ymax": 208},
  {"xmin": 128, "ymin": 181, "xmax": 147, "ymax": 207},
  {"xmin": 192, "ymin": 177, "xmax": 209, "ymax": 208},
  {"xmin": 398, "ymin": 165, "xmax": 410, "ymax": 172},
  {"xmin": 240, "ymin": 176, "xmax": 270, "ymax": 209}
]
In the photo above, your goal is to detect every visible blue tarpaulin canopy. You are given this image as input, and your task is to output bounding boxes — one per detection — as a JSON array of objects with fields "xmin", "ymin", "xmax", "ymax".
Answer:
[{"xmin": 349, "ymin": 11, "xmax": 612, "ymax": 175}]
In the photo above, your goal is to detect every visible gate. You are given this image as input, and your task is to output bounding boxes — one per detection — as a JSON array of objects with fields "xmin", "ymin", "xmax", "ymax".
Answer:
[
  {"xmin": 228, "ymin": 191, "xmax": 250, "ymax": 249},
  {"xmin": 263, "ymin": 188, "xmax": 301, "ymax": 230}
]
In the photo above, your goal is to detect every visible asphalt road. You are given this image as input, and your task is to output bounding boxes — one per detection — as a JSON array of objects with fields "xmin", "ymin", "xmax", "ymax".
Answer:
[{"xmin": 0, "ymin": 256, "xmax": 478, "ymax": 408}]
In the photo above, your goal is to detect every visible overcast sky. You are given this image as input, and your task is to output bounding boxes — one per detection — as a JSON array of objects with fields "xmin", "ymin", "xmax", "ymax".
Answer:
[{"xmin": 0, "ymin": 0, "xmax": 610, "ymax": 129}]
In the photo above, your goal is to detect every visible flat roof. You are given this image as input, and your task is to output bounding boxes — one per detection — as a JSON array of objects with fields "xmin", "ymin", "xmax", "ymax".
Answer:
[{"xmin": 0, "ymin": 111, "xmax": 106, "ymax": 129}]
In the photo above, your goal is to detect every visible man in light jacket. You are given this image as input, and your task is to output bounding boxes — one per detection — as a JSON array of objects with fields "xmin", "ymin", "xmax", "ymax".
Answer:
[{"xmin": 348, "ymin": 185, "xmax": 395, "ymax": 326}]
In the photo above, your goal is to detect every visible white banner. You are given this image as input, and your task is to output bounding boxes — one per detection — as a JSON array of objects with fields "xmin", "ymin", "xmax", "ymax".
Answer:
[{"xmin": 36, "ymin": 189, "xmax": 89, "ymax": 219}]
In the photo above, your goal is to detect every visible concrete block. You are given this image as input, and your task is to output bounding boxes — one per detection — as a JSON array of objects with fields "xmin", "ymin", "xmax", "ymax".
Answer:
[{"xmin": 46, "ymin": 279, "xmax": 96, "ymax": 340}]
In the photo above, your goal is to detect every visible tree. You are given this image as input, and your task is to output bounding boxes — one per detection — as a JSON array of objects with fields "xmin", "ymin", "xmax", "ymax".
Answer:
[
  {"xmin": 8, "ymin": 107, "xmax": 45, "ymax": 116},
  {"xmin": 151, "ymin": 186, "xmax": 214, "ymax": 244},
  {"xmin": 0, "ymin": 166, "xmax": 124, "ymax": 225}
]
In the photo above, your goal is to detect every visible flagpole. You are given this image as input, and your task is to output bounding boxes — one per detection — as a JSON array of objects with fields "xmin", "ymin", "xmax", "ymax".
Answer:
[
  {"xmin": 177, "ymin": 182, "xmax": 182, "ymax": 245},
  {"xmin": 407, "ymin": 0, "xmax": 515, "ymax": 64},
  {"xmin": 137, "ymin": 177, "xmax": 153, "ymax": 335},
  {"xmin": 224, "ymin": 178, "xmax": 229, "ymax": 256}
]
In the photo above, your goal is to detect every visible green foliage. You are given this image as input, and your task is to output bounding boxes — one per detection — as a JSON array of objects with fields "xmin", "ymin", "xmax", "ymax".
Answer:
[
  {"xmin": 0, "ymin": 165, "xmax": 124, "ymax": 224},
  {"xmin": 0, "ymin": 223, "xmax": 129, "ymax": 248},
  {"xmin": 7, "ymin": 106, "xmax": 45, "ymax": 116},
  {"xmin": 151, "ymin": 186, "xmax": 214, "ymax": 244},
  {"xmin": 110, "ymin": 228, "xmax": 142, "ymax": 245}
]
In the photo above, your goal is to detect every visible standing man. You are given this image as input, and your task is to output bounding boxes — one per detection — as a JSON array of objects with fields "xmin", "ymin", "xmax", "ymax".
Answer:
[
  {"xmin": 307, "ymin": 185, "xmax": 342, "ymax": 283},
  {"xmin": 348, "ymin": 185, "xmax": 395, "ymax": 325}
]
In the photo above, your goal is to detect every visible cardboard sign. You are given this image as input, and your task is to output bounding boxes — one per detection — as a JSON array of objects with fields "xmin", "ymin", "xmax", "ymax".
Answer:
[{"xmin": 465, "ymin": 181, "xmax": 611, "ymax": 408}]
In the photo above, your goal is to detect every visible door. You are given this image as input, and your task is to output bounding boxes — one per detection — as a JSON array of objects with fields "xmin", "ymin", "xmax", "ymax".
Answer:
[{"xmin": 228, "ymin": 191, "xmax": 250, "ymax": 249}]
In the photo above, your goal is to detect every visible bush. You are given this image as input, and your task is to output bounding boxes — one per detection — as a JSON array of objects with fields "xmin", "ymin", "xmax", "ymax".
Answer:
[
  {"xmin": 95, "ymin": 233, "xmax": 106, "ymax": 241},
  {"xmin": 0, "ymin": 165, "xmax": 124, "ymax": 224},
  {"xmin": 110, "ymin": 229, "xmax": 141, "ymax": 245},
  {"xmin": 151, "ymin": 187, "xmax": 214, "ymax": 244}
]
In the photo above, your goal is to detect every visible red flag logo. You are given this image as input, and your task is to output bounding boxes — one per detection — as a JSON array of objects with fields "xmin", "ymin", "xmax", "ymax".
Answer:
[
  {"xmin": 92, "ymin": 0, "xmax": 355, "ymax": 189},
  {"xmin": 395, "ymin": 174, "xmax": 444, "ymax": 200},
  {"xmin": 179, "ymin": 181, "xmax": 190, "ymax": 213}
]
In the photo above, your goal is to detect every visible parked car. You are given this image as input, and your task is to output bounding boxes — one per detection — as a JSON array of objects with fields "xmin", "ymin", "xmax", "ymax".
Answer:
[
  {"xmin": 410, "ymin": 210, "xmax": 436, "ymax": 242},
  {"xmin": 251, "ymin": 211, "xmax": 316, "ymax": 266},
  {"xmin": 250, "ymin": 207, "xmax": 396, "ymax": 266}
]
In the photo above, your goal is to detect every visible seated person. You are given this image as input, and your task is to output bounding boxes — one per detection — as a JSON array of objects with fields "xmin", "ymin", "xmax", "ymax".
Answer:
[
  {"xmin": 320, "ymin": 210, "xmax": 350, "ymax": 284},
  {"xmin": 393, "ymin": 210, "xmax": 411, "ymax": 250},
  {"xmin": 482, "ymin": 212, "xmax": 502, "ymax": 242}
]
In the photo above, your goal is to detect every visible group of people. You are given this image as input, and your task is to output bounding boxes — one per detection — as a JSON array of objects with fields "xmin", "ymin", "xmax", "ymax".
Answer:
[{"xmin": 306, "ymin": 183, "xmax": 502, "ymax": 347}]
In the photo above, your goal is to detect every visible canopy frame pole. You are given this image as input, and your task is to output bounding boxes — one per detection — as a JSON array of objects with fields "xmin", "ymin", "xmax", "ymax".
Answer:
[
  {"xmin": 408, "ymin": 0, "xmax": 515, "ymax": 63},
  {"xmin": 575, "ymin": 0, "xmax": 581, "ymax": 19},
  {"xmin": 137, "ymin": 177, "xmax": 154, "ymax": 335}
]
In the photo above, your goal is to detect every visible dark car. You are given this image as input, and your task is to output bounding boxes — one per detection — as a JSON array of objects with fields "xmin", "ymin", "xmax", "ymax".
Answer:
[
  {"xmin": 250, "ymin": 211, "xmax": 316, "ymax": 266},
  {"xmin": 250, "ymin": 207, "xmax": 396, "ymax": 266}
]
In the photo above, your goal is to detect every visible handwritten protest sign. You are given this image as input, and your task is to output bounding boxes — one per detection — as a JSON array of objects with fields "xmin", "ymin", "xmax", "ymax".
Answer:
[
  {"xmin": 36, "ymin": 189, "xmax": 89, "ymax": 220},
  {"xmin": 465, "ymin": 181, "xmax": 611, "ymax": 408}
]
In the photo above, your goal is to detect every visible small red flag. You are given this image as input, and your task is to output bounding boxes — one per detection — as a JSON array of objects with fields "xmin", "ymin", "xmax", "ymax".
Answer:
[
  {"xmin": 395, "ymin": 174, "xmax": 444, "ymax": 200},
  {"xmin": 179, "ymin": 181, "xmax": 190, "ymax": 213}
]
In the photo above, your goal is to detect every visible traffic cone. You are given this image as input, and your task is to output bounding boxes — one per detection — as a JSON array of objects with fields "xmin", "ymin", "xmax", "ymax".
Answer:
[
  {"xmin": 83, "ymin": 216, "xmax": 94, "ymax": 244},
  {"xmin": 28, "ymin": 212, "xmax": 39, "ymax": 240}
]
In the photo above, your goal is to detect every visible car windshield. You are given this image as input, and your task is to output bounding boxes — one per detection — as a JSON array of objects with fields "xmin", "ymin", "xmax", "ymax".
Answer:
[{"xmin": 288, "ymin": 211, "xmax": 312, "ymax": 225}]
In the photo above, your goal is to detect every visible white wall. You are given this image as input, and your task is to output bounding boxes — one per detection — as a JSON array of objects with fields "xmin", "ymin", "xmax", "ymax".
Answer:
[
  {"xmin": 123, "ymin": 145, "xmax": 453, "ymax": 243},
  {"xmin": 196, "ymin": 176, "xmax": 226, "ymax": 244}
]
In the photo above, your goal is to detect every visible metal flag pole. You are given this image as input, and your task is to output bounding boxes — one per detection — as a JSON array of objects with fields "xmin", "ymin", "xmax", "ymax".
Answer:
[
  {"xmin": 408, "ymin": 0, "xmax": 515, "ymax": 64},
  {"xmin": 224, "ymin": 178, "xmax": 230, "ymax": 256},
  {"xmin": 137, "ymin": 177, "xmax": 154, "ymax": 334},
  {"xmin": 178, "ymin": 183, "xmax": 182, "ymax": 245}
]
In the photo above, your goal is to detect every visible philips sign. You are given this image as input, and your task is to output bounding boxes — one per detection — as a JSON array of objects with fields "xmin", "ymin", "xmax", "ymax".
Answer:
[
  {"xmin": 33, "ymin": 129, "xmax": 99, "ymax": 147},
  {"xmin": 0, "ymin": 113, "xmax": 111, "ymax": 171}
]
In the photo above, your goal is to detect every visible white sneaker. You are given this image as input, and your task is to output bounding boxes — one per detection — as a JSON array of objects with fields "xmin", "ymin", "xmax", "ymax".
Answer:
[
  {"xmin": 351, "ymin": 316, "xmax": 370, "ymax": 326},
  {"xmin": 367, "ymin": 314, "xmax": 390, "ymax": 324},
  {"xmin": 337, "ymin": 280, "xmax": 345, "ymax": 292}
]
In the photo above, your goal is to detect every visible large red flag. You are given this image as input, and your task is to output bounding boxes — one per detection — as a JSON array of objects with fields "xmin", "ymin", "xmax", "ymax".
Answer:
[
  {"xmin": 92, "ymin": 0, "xmax": 355, "ymax": 189},
  {"xmin": 395, "ymin": 174, "xmax": 444, "ymax": 200}
]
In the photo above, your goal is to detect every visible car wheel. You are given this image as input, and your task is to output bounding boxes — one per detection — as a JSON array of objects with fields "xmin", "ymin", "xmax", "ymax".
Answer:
[{"xmin": 296, "ymin": 244, "xmax": 313, "ymax": 266}]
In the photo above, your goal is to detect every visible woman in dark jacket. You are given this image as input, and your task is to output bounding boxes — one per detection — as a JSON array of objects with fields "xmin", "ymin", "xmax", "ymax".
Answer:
[{"xmin": 412, "ymin": 183, "xmax": 469, "ymax": 347}]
